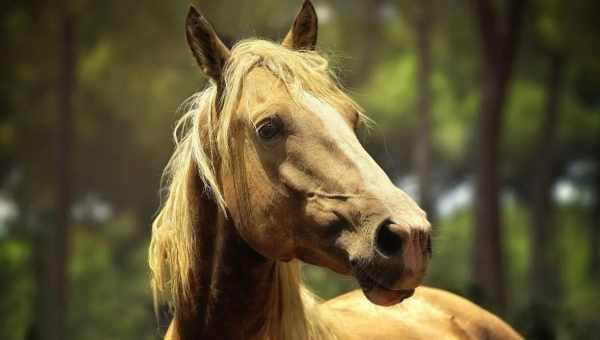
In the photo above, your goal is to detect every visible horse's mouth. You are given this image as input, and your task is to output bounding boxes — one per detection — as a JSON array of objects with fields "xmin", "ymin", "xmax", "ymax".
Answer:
[{"xmin": 352, "ymin": 267, "xmax": 416, "ymax": 306}]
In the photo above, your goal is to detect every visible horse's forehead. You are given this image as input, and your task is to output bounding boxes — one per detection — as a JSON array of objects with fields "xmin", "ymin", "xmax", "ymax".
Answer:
[
  {"xmin": 237, "ymin": 67, "xmax": 304, "ymax": 122},
  {"xmin": 242, "ymin": 68, "xmax": 289, "ymax": 103}
]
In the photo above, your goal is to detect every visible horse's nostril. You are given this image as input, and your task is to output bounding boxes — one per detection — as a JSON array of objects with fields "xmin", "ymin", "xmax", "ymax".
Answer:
[{"xmin": 375, "ymin": 220, "xmax": 406, "ymax": 258}]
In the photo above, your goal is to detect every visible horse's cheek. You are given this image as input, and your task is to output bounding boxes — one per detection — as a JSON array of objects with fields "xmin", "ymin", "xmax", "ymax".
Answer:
[{"xmin": 239, "ymin": 213, "xmax": 295, "ymax": 260}]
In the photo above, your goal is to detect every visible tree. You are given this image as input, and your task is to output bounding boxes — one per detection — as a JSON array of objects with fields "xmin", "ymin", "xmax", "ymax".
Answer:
[
  {"xmin": 412, "ymin": 0, "xmax": 435, "ymax": 222},
  {"xmin": 528, "ymin": 52, "xmax": 564, "ymax": 340},
  {"xmin": 469, "ymin": 0, "xmax": 528, "ymax": 313},
  {"xmin": 524, "ymin": 2, "xmax": 572, "ymax": 338},
  {"xmin": 592, "ymin": 156, "xmax": 600, "ymax": 280},
  {"xmin": 41, "ymin": 1, "xmax": 77, "ymax": 339}
]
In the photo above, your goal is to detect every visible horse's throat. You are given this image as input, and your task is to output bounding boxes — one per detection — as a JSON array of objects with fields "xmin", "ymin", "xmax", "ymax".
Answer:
[{"xmin": 177, "ymin": 209, "xmax": 277, "ymax": 339}]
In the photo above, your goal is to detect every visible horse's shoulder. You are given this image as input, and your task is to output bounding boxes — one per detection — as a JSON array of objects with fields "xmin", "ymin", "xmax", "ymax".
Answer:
[
  {"xmin": 320, "ymin": 287, "xmax": 523, "ymax": 340},
  {"xmin": 412, "ymin": 287, "xmax": 523, "ymax": 339}
]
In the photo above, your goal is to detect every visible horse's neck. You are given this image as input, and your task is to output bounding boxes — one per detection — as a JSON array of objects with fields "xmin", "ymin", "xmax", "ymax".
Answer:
[
  {"xmin": 174, "ymin": 204, "xmax": 278, "ymax": 339},
  {"xmin": 171, "ymin": 193, "xmax": 339, "ymax": 340}
]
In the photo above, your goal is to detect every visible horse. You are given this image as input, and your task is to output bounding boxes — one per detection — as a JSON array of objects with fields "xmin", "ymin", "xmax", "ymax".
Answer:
[{"xmin": 148, "ymin": 1, "xmax": 523, "ymax": 339}]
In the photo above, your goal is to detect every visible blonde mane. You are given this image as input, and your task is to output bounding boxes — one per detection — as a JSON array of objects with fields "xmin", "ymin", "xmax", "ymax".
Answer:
[{"xmin": 149, "ymin": 39, "xmax": 365, "ymax": 339}]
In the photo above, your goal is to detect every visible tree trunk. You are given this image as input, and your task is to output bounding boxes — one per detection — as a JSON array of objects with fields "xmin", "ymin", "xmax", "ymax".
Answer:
[
  {"xmin": 413, "ymin": 0, "xmax": 435, "ymax": 223},
  {"xmin": 530, "ymin": 54, "xmax": 564, "ymax": 300},
  {"xmin": 27, "ymin": 225, "xmax": 47, "ymax": 340},
  {"xmin": 471, "ymin": 68, "xmax": 506, "ymax": 312},
  {"xmin": 469, "ymin": 0, "xmax": 527, "ymax": 314},
  {"xmin": 41, "ymin": 3, "xmax": 76, "ymax": 340},
  {"xmin": 526, "ymin": 54, "xmax": 565, "ymax": 340},
  {"xmin": 591, "ymin": 153, "xmax": 600, "ymax": 280}
]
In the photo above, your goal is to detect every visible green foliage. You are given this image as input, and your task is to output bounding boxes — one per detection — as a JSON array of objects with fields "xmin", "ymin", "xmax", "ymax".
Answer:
[
  {"xmin": 557, "ymin": 207, "xmax": 600, "ymax": 324},
  {"xmin": 503, "ymin": 200, "xmax": 533, "ymax": 312},
  {"xmin": 0, "ymin": 219, "xmax": 158, "ymax": 340},
  {"xmin": 0, "ymin": 237, "xmax": 33, "ymax": 340},
  {"xmin": 302, "ymin": 264, "xmax": 357, "ymax": 300},
  {"xmin": 67, "ymin": 216, "xmax": 156, "ymax": 340},
  {"xmin": 424, "ymin": 198, "xmax": 535, "ymax": 307},
  {"xmin": 425, "ymin": 208, "xmax": 472, "ymax": 294},
  {"xmin": 362, "ymin": 54, "xmax": 418, "ymax": 130},
  {"xmin": 504, "ymin": 79, "xmax": 546, "ymax": 153}
]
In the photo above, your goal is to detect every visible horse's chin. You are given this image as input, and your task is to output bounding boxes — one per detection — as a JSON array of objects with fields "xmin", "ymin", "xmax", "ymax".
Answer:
[
  {"xmin": 352, "ymin": 267, "xmax": 416, "ymax": 306},
  {"xmin": 361, "ymin": 281, "xmax": 415, "ymax": 306}
]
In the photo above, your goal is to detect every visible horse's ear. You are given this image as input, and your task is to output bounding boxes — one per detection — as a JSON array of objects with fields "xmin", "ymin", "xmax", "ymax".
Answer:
[
  {"xmin": 185, "ymin": 6, "xmax": 231, "ymax": 83},
  {"xmin": 282, "ymin": 0, "xmax": 318, "ymax": 50}
]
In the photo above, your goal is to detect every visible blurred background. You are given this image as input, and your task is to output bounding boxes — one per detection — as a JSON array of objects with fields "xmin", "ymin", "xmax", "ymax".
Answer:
[{"xmin": 1, "ymin": 0, "xmax": 599, "ymax": 339}]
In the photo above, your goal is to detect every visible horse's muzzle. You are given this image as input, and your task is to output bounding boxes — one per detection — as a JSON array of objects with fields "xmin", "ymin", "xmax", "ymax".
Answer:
[{"xmin": 349, "ymin": 220, "xmax": 431, "ymax": 306}]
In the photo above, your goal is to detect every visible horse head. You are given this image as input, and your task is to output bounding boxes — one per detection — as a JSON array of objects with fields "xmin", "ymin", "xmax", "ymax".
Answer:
[{"xmin": 179, "ymin": 0, "xmax": 432, "ymax": 307}]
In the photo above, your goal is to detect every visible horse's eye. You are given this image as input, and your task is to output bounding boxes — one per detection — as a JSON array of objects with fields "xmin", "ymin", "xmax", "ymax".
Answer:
[{"xmin": 256, "ymin": 117, "xmax": 282, "ymax": 140}]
